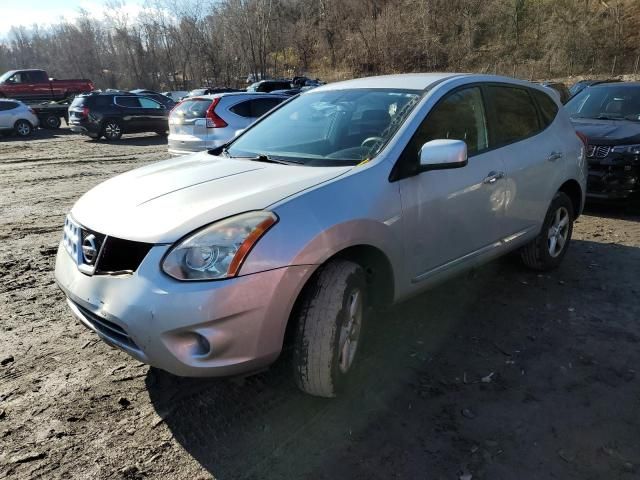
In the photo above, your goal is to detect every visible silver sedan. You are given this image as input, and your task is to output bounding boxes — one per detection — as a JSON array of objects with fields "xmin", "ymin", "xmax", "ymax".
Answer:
[{"xmin": 55, "ymin": 73, "xmax": 586, "ymax": 397}]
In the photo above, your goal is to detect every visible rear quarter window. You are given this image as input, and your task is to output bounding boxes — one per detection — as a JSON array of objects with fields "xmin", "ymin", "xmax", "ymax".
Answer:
[
  {"xmin": 487, "ymin": 85, "xmax": 541, "ymax": 145},
  {"xmin": 531, "ymin": 89, "xmax": 559, "ymax": 127}
]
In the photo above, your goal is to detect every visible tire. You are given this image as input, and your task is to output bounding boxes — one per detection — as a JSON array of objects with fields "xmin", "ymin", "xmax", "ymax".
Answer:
[
  {"xmin": 101, "ymin": 119, "xmax": 122, "ymax": 141},
  {"xmin": 43, "ymin": 114, "xmax": 61, "ymax": 129},
  {"xmin": 520, "ymin": 192, "xmax": 574, "ymax": 271},
  {"xmin": 292, "ymin": 260, "xmax": 366, "ymax": 398},
  {"xmin": 14, "ymin": 119, "xmax": 33, "ymax": 137}
]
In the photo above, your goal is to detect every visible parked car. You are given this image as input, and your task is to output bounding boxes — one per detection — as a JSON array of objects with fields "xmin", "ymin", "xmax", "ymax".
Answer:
[
  {"xmin": 565, "ymin": 82, "xmax": 640, "ymax": 202},
  {"xmin": 186, "ymin": 87, "xmax": 241, "ymax": 98},
  {"xmin": 0, "ymin": 99, "xmax": 39, "ymax": 137},
  {"xmin": 0, "ymin": 69, "xmax": 93, "ymax": 101},
  {"xmin": 129, "ymin": 89, "xmax": 176, "ymax": 108},
  {"xmin": 569, "ymin": 79, "xmax": 622, "ymax": 98},
  {"xmin": 246, "ymin": 79, "xmax": 292, "ymax": 93},
  {"xmin": 55, "ymin": 73, "xmax": 586, "ymax": 398},
  {"xmin": 539, "ymin": 81, "xmax": 571, "ymax": 104},
  {"xmin": 162, "ymin": 90, "xmax": 189, "ymax": 102},
  {"xmin": 167, "ymin": 92, "xmax": 287, "ymax": 155},
  {"xmin": 68, "ymin": 91, "xmax": 169, "ymax": 141}
]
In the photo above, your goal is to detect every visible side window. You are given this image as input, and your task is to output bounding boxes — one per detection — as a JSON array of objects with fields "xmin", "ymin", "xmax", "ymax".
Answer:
[
  {"xmin": 251, "ymin": 98, "xmax": 283, "ymax": 117},
  {"xmin": 139, "ymin": 97, "xmax": 162, "ymax": 109},
  {"xmin": 0, "ymin": 102, "xmax": 17, "ymax": 111},
  {"xmin": 487, "ymin": 86, "xmax": 540, "ymax": 145},
  {"xmin": 115, "ymin": 96, "xmax": 141, "ymax": 108},
  {"xmin": 409, "ymin": 87, "xmax": 488, "ymax": 157},
  {"xmin": 229, "ymin": 100, "xmax": 252, "ymax": 118},
  {"xmin": 9, "ymin": 73, "xmax": 24, "ymax": 84},
  {"xmin": 531, "ymin": 88, "xmax": 559, "ymax": 127},
  {"xmin": 31, "ymin": 71, "xmax": 48, "ymax": 83}
]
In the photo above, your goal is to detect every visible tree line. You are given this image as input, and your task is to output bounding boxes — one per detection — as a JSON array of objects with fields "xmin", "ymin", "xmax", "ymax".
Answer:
[{"xmin": 0, "ymin": 0, "xmax": 638, "ymax": 91}]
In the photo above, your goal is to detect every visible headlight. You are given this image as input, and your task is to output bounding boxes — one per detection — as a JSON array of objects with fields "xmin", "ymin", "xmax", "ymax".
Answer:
[
  {"xmin": 162, "ymin": 211, "xmax": 277, "ymax": 281},
  {"xmin": 611, "ymin": 144, "xmax": 640, "ymax": 155}
]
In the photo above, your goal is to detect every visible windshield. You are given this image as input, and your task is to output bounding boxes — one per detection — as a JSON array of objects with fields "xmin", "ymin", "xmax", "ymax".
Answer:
[
  {"xmin": 0, "ymin": 70, "xmax": 16, "ymax": 83},
  {"xmin": 226, "ymin": 88, "xmax": 422, "ymax": 166},
  {"xmin": 565, "ymin": 85, "xmax": 640, "ymax": 121}
]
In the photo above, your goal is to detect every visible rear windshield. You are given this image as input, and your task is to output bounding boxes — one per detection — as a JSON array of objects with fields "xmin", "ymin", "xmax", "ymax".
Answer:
[{"xmin": 171, "ymin": 98, "xmax": 212, "ymax": 119}]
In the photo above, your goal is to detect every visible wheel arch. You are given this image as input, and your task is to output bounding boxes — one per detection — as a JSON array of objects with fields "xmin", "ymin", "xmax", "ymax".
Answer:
[{"xmin": 558, "ymin": 179, "xmax": 583, "ymax": 218}]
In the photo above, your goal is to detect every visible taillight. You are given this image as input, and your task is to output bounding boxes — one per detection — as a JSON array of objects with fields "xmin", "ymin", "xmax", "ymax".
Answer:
[
  {"xmin": 205, "ymin": 97, "xmax": 228, "ymax": 128},
  {"xmin": 80, "ymin": 106, "xmax": 90, "ymax": 117},
  {"xmin": 576, "ymin": 131, "xmax": 588, "ymax": 148}
]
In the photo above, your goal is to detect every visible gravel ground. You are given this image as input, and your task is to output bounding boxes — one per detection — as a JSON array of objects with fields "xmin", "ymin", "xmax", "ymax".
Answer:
[{"xmin": 1, "ymin": 128, "xmax": 639, "ymax": 480}]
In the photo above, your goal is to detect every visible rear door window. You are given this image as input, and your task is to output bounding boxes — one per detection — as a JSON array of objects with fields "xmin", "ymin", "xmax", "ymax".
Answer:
[
  {"xmin": 531, "ymin": 89, "xmax": 559, "ymax": 127},
  {"xmin": 139, "ymin": 97, "xmax": 163, "ymax": 109},
  {"xmin": 115, "ymin": 96, "xmax": 142, "ymax": 108},
  {"xmin": 487, "ymin": 86, "xmax": 541, "ymax": 145},
  {"xmin": 30, "ymin": 71, "xmax": 48, "ymax": 83}
]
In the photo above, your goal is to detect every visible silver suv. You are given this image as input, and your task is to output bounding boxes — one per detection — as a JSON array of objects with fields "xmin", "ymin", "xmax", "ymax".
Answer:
[
  {"xmin": 0, "ymin": 99, "xmax": 39, "ymax": 137},
  {"xmin": 167, "ymin": 92, "xmax": 287, "ymax": 155},
  {"xmin": 55, "ymin": 74, "xmax": 587, "ymax": 398}
]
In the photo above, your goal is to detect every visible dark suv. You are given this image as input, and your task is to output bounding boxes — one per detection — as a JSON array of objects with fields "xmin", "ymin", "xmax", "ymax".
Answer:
[{"xmin": 68, "ymin": 92, "xmax": 169, "ymax": 140}]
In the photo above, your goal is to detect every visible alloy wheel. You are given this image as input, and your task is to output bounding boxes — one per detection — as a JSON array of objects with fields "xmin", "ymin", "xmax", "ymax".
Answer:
[
  {"xmin": 338, "ymin": 289, "xmax": 363, "ymax": 373},
  {"xmin": 547, "ymin": 206, "xmax": 570, "ymax": 258}
]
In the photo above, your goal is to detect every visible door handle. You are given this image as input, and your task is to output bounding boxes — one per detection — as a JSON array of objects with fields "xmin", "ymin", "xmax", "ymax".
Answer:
[
  {"xmin": 483, "ymin": 171, "xmax": 505, "ymax": 184},
  {"xmin": 547, "ymin": 151, "xmax": 563, "ymax": 162}
]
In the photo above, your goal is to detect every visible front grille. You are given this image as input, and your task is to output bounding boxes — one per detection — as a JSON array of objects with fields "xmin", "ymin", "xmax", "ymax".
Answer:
[
  {"xmin": 586, "ymin": 145, "xmax": 611, "ymax": 159},
  {"xmin": 95, "ymin": 236, "xmax": 153, "ymax": 274},
  {"xmin": 63, "ymin": 215, "xmax": 152, "ymax": 275},
  {"xmin": 74, "ymin": 302, "xmax": 140, "ymax": 351}
]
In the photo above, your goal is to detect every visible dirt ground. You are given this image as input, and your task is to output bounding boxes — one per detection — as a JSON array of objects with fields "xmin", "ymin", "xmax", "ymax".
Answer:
[{"xmin": 1, "ymin": 128, "xmax": 639, "ymax": 480}]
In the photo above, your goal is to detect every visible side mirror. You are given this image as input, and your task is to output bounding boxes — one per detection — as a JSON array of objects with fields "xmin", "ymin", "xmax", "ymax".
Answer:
[{"xmin": 419, "ymin": 139, "xmax": 468, "ymax": 172}]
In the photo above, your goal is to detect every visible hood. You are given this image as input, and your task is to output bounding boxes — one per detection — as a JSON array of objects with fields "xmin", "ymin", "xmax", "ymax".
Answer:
[
  {"xmin": 71, "ymin": 152, "xmax": 351, "ymax": 243},
  {"xmin": 571, "ymin": 118, "xmax": 640, "ymax": 145}
]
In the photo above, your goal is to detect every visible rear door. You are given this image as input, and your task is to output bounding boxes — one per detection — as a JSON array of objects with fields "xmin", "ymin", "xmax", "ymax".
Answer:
[
  {"xmin": 485, "ymin": 85, "xmax": 561, "ymax": 236},
  {"xmin": 138, "ymin": 97, "xmax": 167, "ymax": 132},
  {"xmin": 29, "ymin": 70, "xmax": 52, "ymax": 100},
  {"xmin": 0, "ymin": 101, "xmax": 18, "ymax": 128},
  {"xmin": 114, "ymin": 96, "xmax": 144, "ymax": 131}
]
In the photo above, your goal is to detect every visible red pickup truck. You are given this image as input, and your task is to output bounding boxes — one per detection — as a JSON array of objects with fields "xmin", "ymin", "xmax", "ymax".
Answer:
[{"xmin": 0, "ymin": 69, "xmax": 93, "ymax": 101}]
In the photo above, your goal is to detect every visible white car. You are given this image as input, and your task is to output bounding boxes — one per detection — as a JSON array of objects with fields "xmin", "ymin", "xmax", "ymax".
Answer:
[
  {"xmin": 167, "ymin": 92, "xmax": 287, "ymax": 155},
  {"xmin": 162, "ymin": 90, "xmax": 189, "ymax": 102},
  {"xmin": 0, "ymin": 99, "xmax": 39, "ymax": 137},
  {"xmin": 55, "ymin": 73, "xmax": 586, "ymax": 398}
]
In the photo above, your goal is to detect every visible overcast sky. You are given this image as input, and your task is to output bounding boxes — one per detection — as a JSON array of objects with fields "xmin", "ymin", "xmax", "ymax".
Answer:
[{"xmin": 0, "ymin": 0, "xmax": 147, "ymax": 35}]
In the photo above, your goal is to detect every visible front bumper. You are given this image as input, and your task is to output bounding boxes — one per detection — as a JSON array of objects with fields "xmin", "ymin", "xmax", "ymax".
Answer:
[
  {"xmin": 587, "ymin": 159, "xmax": 639, "ymax": 200},
  {"xmin": 55, "ymin": 242, "xmax": 314, "ymax": 377}
]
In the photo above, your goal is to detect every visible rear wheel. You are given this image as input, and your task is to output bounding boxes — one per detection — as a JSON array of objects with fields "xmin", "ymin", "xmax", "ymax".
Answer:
[
  {"xmin": 292, "ymin": 260, "xmax": 366, "ymax": 398},
  {"xmin": 102, "ymin": 120, "xmax": 122, "ymax": 141},
  {"xmin": 520, "ymin": 192, "xmax": 574, "ymax": 271},
  {"xmin": 14, "ymin": 120, "xmax": 33, "ymax": 137}
]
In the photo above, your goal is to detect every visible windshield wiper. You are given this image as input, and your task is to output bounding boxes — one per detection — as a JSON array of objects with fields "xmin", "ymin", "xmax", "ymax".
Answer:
[{"xmin": 249, "ymin": 154, "xmax": 302, "ymax": 165}]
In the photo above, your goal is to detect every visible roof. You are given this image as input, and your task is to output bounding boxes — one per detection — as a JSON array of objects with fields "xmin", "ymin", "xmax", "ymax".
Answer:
[
  {"xmin": 185, "ymin": 92, "xmax": 288, "ymax": 100},
  {"xmin": 313, "ymin": 73, "xmax": 465, "ymax": 92},
  {"xmin": 589, "ymin": 82, "xmax": 640, "ymax": 88}
]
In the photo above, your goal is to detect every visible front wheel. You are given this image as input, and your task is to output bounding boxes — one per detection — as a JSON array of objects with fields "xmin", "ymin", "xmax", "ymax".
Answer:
[
  {"xmin": 102, "ymin": 120, "xmax": 122, "ymax": 141},
  {"xmin": 14, "ymin": 120, "xmax": 33, "ymax": 137},
  {"xmin": 292, "ymin": 260, "xmax": 366, "ymax": 398},
  {"xmin": 520, "ymin": 192, "xmax": 574, "ymax": 271}
]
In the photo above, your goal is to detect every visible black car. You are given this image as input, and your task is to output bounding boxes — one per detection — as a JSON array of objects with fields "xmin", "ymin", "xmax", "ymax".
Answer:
[
  {"xmin": 186, "ymin": 87, "xmax": 242, "ymax": 97},
  {"xmin": 68, "ymin": 92, "xmax": 169, "ymax": 140},
  {"xmin": 129, "ymin": 89, "xmax": 176, "ymax": 108},
  {"xmin": 569, "ymin": 79, "xmax": 622, "ymax": 98},
  {"xmin": 566, "ymin": 82, "xmax": 640, "ymax": 201},
  {"xmin": 246, "ymin": 80, "xmax": 292, "ymax": 93}
]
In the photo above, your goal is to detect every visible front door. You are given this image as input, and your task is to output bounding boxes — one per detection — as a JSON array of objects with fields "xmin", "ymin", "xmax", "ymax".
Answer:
[
  {"xmin": 397, "ymin": 86, "xmax": 508, "ymax": 283},
  {"xmin": 138, "ymin": 97, "xmax": 167, "ymax": 131}
]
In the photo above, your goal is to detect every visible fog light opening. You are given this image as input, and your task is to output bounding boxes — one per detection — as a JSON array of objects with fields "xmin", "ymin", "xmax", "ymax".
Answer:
[{"xmin": 190, "ymin": 332, "xmax": 212, "ymax": 358}]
